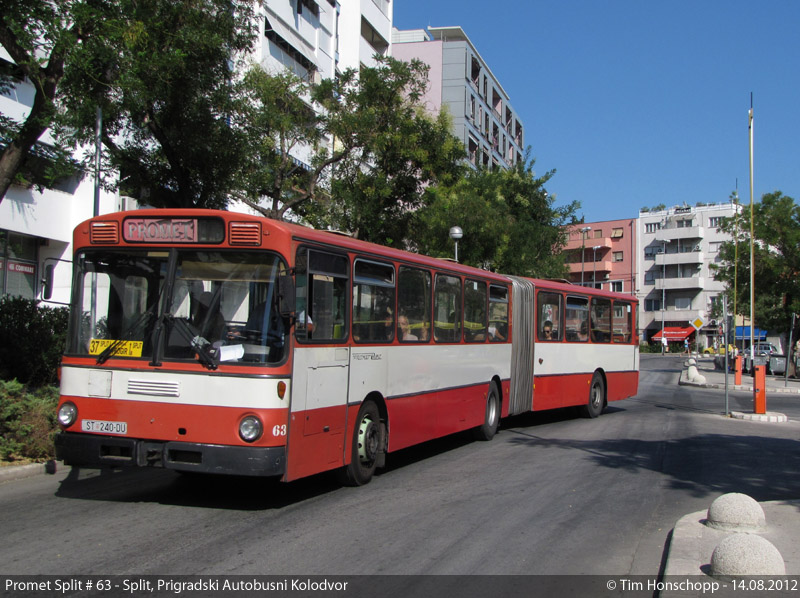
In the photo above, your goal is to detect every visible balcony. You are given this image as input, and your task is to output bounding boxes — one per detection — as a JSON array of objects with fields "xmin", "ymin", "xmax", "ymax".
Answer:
[
  {"xmin": 655, "ymin": 226, "xmax": 704, "ymax": 242},
  {"xmin": 564, "ymin": 236, "xmax": 612, "ymax": 252},
  {"xmin": 655, "ymin": 251, "xmax": 703, "ymax": 266},
  {"xmin": 567, "ymin": 259, "xmax": 613, "ymax": 275},
  {"xmin": 655, "ymin": 277, "xmax": 705, "ymax": 291}
]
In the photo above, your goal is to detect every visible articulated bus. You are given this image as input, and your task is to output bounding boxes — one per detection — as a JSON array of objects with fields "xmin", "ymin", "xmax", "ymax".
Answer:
[{"xmin": 55, "ymin": 210, "xmax": 639, "ymax": 485}]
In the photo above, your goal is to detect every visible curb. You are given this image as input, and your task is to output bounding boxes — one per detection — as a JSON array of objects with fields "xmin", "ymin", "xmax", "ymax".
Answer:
[
  {"xmin": 679, "ymin": 369, "xmax": 800, "ymax": 394},
  {"xmin": 0, "ymin": 460, "xmax": 58, "ymax": 483}
]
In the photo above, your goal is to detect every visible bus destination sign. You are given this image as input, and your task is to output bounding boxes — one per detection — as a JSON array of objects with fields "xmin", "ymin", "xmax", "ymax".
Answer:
[{"xmin": 124, "ymin": 218, "xmax": 198, "ymax": 243}]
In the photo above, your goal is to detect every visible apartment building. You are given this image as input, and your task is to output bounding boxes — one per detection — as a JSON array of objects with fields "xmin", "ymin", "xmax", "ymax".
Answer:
[
  {"xmin": 563, "ymin": 219, "xmax": 637, "ymax": 294},
  {"xmin": 257, "ymin": 0, "xmax": 392, "ymax": 80},
  {"xmin": 0, "ymin": 0, "xmax": 392, "ymax": 306},
  {"xmin": 392, "ymin": 26, "xmax": 524, "ymax": 170},
  {"xmin": 637, "ymin": 202, "xmax": 738, "ymax": 349}
]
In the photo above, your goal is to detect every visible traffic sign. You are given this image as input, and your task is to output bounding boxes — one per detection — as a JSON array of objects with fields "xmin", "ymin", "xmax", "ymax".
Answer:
[{"xmin": 691, "ymin": 317, "xmax": 705, "ymax": 330}]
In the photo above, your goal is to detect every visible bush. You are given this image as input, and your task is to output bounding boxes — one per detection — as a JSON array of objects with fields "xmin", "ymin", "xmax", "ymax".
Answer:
[
  {"xmin": 0, "ymin": 379, "xmax": 59, "ymax": 462},
  {"xmin": 0, "ymin": 296, "xmax": 69, "ymax": 386}
]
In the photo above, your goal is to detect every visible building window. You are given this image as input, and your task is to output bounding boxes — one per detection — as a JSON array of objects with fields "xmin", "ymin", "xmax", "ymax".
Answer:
[
  {"xmin": 613, "ymin": 251, "xmax": 623, "ymax": 262},
  {"xmin": 611, "ymin": 227, "xmax": 623, "ymax": 238},
  {"xmin": 645, "ymin": 298, "xmax": 661, "ymax": 312},
  {"xmin": 0, "ymin": 230, "xmax": 38, "ymax": 300},
  {"xmin": 593, "ymin": 229, "xmax": 603, "ymax": 238},
  {"xmin": 676, "ymin": 219, "xmax": 694, "ymax": 228},
  {"xmin": 611, "ymin": 281, "xmax": 623, "ymax": 293},
  {"xmin": 297, "ymin": 0, "xmax": 320, "ymax": 18},
  {"xmin": 645, "ymin": 222, "xmax": 661, "ymax": 234},
  {"xmin": 708, "ymin": 216, "xmax": 723, "ymax": 228},
  {"xmin": 674, "ymin": 297, "xmax": 692, "ymax": 310}
]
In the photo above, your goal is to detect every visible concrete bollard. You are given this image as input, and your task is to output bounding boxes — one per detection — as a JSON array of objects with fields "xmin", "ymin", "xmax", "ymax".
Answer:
[
  {"xmin": 705, "ymin": 493, "xmax": 766, "ymax": 531},
  {"xmin": 710, "ymin": 533, "xmax": 785, "ymax": 577},
  {"xmin": 686, "ymin": 357, "xmax": 707, "ymax": 384}
]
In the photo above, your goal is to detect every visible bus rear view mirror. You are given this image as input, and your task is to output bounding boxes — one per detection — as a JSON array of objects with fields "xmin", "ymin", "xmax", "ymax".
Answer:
[
  {"xmin": 42, "ymin": 263, "xmax": 55, "ymax": 300},
  {"xmin": 278, "ymin": 274, "xmax": 295, "ymax": 317}
]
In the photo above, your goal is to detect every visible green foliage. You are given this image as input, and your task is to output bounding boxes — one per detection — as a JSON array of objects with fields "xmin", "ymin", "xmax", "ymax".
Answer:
[
  {"xmin": 0, "ymin": 0, "xmax": 104, "ymax": 200},
  {"xmin": 712, "ymin": 191, "xmax": 800, "ymax": 333},
  {"xmin": 0, "ymin": 379, "xmax": 59, "ymax": 462},
  {"xmin": 58, "ymin": 0, "xmax": 257, "ymax": 208},
  {"xmin": 0, "ymin": 296, "xmax": 69, "ymax": 386},
  {"xmin": 240, "ymin": 55, "xmax": 466, "ymax": 243},
  {"xmin": 411, "ymin": 153, "xmax": 580, "ymax": 277}
]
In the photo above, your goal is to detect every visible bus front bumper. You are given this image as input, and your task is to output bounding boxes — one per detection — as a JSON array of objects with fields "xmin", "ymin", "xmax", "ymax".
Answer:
[{"xmin": 55, "ymin": 432, "xmax": 286, "ymax": 477}]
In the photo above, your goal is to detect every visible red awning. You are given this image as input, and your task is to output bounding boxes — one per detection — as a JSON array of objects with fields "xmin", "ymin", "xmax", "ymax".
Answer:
[{"xmin": 652, "ymin": 326, "xmax": 694, "ymax": 341}]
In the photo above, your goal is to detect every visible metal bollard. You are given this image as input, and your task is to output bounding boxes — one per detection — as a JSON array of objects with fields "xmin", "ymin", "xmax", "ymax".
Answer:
[
  {"xmin": 734, "ymin": 355, "xmax": 743, "ymax": 386},
  {"xmin": 754, "ymin": 365, "xmax": 766, "ymax": 414}
]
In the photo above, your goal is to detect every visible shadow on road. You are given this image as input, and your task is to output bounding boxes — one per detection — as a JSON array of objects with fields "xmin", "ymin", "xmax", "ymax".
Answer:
[{"xmin": 505, "ymin": 429, "xmax": 800, "ymax": 505}]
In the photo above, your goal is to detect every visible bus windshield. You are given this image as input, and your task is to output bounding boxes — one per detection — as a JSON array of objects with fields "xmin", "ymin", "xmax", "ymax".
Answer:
[{"xmin": 66, "ymin": 249, "xmax": 291, "ymax": 366}]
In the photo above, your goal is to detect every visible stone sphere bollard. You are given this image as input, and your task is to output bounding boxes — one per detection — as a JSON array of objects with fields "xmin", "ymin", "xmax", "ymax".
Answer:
[
  {"xmin": 686, "ymin": 357, "xmax": 706, "ymax": 384},
  {"xmin": 710, "ymin": 533, "xmax": 785, "ymax": 577},
  {"xmin": 705, "ymin": 493, "xmax": 766, "ymax": 531}
]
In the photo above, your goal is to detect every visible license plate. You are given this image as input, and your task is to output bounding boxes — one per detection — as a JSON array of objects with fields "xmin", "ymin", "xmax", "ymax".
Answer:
[{"xmin": 81, "ymin": 420, "xmax": 128, "ymax": 435}]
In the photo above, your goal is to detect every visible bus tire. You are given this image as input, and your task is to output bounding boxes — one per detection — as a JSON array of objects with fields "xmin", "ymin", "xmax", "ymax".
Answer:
[
  {"xmin": 581, "ymin": 372, "xmax": 605, "ymax": 418},
  {"xmin": 339, "ymin": 401, "xmax": 381, "ymax": 486},
  {"xmin": 473, "ymin": 381, "xmax": 500, "ymax": 441}
]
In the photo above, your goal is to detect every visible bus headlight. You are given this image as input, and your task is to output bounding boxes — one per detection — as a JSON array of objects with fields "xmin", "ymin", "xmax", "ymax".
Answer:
[
  {"xmin": 58, "ymin": 402, "xmax": 78, "ymax": 427},
  {"xmin": 239, "ymin": 415, "xmax": 263, "ymax": 442}
]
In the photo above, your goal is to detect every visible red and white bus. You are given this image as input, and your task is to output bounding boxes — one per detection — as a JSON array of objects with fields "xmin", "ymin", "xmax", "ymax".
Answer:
[{"xmin": 55, "ymin": 210, "xmax": 639, "ymax": 485}]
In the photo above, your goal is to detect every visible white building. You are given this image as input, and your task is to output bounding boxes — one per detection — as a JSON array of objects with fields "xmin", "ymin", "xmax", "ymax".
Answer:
[
  {"xmin": 0, "ymin": 0, "xmax": 393, "ymax": 306},
  {"xmin": 637, "ymin": 202, "xmax": 739, "ymax": 349}
]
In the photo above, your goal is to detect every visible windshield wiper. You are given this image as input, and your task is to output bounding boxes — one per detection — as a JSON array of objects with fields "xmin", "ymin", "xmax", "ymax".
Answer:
[{"xmin": 166, "ymin": 315, "xmax": 219, "ymax": 370}]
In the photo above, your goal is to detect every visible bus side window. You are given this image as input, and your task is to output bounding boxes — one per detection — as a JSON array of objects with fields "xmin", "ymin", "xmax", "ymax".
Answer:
[
  {"xmin": 353, "ymin": 259, "xmax": 395, "ymax": 343},
  {"xmin": 591, "ymin": 297, "xmax": 612, "ymax": 343},
  {"xmin": 434, "ymin": 274, "xmax": 461, "ymax": 343},
  {"xmin": 296, "ymin": 248, "xmax": 349, "ymax": 342},
  {"xmin": 488, "ymin": 284, "xmax": 509, "ymax": 342},
  {"xmin": 537, "ymin": 291, "xmax": 562, "ymax": 341},
  {"xmin": 565, "ymin": 295, "xmax": 589, "ymax": 342},
  {"xmin": 398, "ymin": 267, "xmax": 431, "ymax": 342},
  {"xmin": 613, "ymin": 301, "xmax": 633, "ymax": 343},
  {"xmin": 464, "ymin": 279, "xmax": 487, "ymax": 342}
]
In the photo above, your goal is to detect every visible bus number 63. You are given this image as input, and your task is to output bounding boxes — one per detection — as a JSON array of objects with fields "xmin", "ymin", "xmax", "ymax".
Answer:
[{"xmin": 272, "ymin": 424, "xmax": 287, "ymax": 437}]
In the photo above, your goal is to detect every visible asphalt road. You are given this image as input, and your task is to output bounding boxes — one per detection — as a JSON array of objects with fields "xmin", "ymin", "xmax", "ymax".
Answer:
[{"xmin": 2, "ymin": 353, "xmax": 800, "ymax": 579}]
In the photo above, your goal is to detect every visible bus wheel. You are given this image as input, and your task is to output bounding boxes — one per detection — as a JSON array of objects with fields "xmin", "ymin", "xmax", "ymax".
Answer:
[
  {"xmin": 340, "ymin": 401, "xmax": 381, "ymax": 486},
  {"xmin": 473, "ymin": 381, "xmax": 500, "ymax": 441},
  {"xmin": 581, "ymin": 372, "xmax": 605, "ymax": 419}
]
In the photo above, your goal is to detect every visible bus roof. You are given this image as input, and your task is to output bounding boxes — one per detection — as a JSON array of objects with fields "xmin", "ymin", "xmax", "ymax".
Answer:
[{"xmin": 76, "ymin": 209, "xmax": 637, "ymax": 303}]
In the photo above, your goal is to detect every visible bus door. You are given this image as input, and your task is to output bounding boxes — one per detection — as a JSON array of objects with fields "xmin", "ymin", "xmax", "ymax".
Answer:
[{"xmin": 286, "ymin": 249, "xmax": 350, "ymax": 481}]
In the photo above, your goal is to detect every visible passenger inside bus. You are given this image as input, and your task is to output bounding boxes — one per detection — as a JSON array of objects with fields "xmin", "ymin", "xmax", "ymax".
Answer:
[
  {"xmin": 398, "ymin": 315, "xmax": 418, "ymax": 341},
  {"xmin": 541, "ymin": 320, "xmax": 553, "ymax": 340}
]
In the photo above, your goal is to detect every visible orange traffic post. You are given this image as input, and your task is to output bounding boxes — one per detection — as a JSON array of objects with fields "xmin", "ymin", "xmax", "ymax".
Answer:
[
  {"xmin": 754, "ymin": 365, "xmax": 767, "ymax": 414},
  {"xmin": 734, "ymin": 356, "xmax": 743, "ymax": 386}
]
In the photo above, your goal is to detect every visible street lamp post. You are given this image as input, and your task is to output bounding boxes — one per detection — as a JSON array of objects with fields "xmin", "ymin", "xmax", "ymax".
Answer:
[
  {"xmin": 580, "ymin": 226, "xmax": 591, "ymax": 286},
  {"xmin": 592, "ymin": 245, "xmax": 602, "ymax": 289},
  {"xmin": 449, "ymin": 226, "xmax": 463, "ymax": 262}
]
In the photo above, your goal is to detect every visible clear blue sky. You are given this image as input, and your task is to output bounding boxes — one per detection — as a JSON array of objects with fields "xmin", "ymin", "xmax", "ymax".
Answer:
[{"xmin": 393, "ymin": 0, "xmax": 800, "ymax": 223}]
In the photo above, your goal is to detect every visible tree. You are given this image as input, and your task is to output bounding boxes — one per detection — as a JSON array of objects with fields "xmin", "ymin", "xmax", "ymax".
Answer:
[
  {"xmin": 712, "ymin": 191, "xmax": 800, "ymax": 333},
  {"xmin": 237, "ymin": 56, "xmax": 465, "ymax": 244},
  {"xmin": 58, "ymin": 0, "xmax": 256, "ymax": 208},
  {"xmin": 411, "ymin": 154, "xmax": 580, "ymax": 277},
  {"xmin": 0, "ymin": 0, "xmax": 107, "ymax": 202},
  {"xmin": 311, "ymin": 59, "xmax": 466, "ymax": 246}
]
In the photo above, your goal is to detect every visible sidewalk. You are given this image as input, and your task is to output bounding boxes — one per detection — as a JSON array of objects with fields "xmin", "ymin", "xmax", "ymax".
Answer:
[
  {"xmin": 678, "ymin": 354, "xmax": 800, "ymax": 395},
  {"xmin": 664, "ymin": 355, "xmax": 800, "ymax": 592}
]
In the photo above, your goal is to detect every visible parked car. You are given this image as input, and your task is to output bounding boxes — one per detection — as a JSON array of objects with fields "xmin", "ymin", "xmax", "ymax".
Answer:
[
  {"xmin": 703, "ymin": 344, "xmax": 735, "ymax": 355},
  {"xmin": 753, "ymin": 343, "xmax": 780, "ymax": 356}
]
